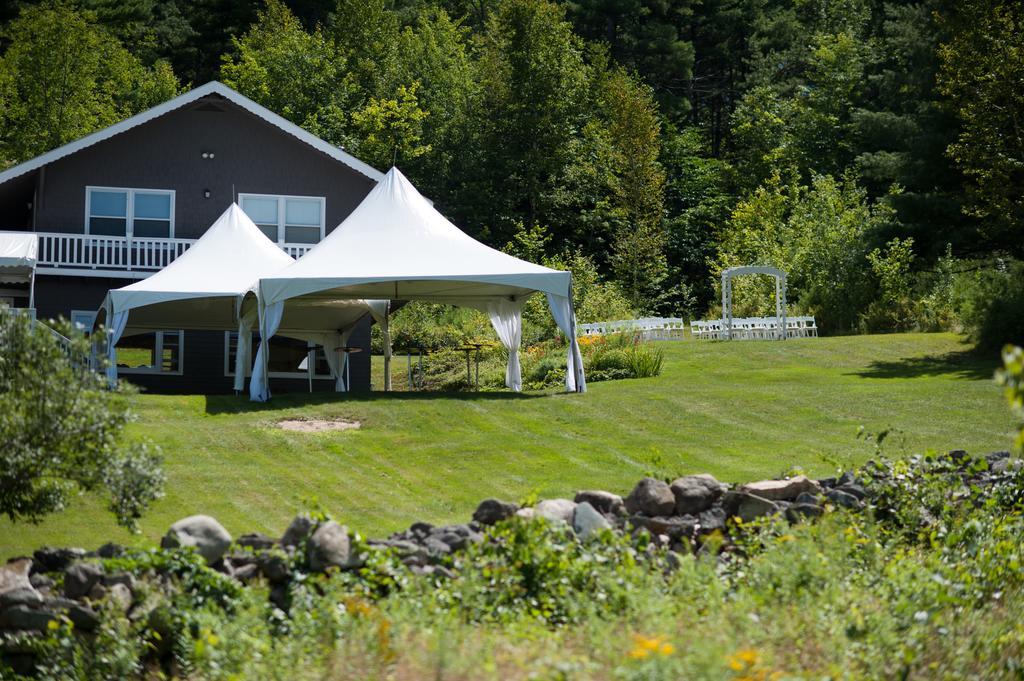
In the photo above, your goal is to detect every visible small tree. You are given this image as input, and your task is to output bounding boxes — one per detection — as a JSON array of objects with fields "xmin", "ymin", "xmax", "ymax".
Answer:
[
  {"xmin": 0, "ymin": 308, "xmax": 164, "ymax": 531},
  {"xmin": 997, "ymin": 345, "xmax": 1024, "ymax": 454}
]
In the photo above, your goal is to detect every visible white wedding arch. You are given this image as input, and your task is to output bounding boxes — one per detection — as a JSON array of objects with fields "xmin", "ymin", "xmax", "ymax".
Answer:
[{"xmin": 721, "ymin": 265, "xmax": 788, "ymax": 340}]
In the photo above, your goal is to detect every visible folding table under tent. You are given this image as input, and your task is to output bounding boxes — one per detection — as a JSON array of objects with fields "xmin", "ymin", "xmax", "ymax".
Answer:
[
  {"xmin": 0, "ymin": 231, "xmax": 39, "ymax": 310},
  {"xmin": 97, "ymin": 203, "xmax": 372, "ymax": 391},
  {"xmin": 249, "ymin": 166, "xmax": 587, "ymax": 402}
]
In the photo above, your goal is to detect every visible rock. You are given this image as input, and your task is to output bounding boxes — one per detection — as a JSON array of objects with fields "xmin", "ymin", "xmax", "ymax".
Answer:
[
  {"xmin": 817, "ymin": 477, "xmax": 838, "ymax": 489},
  {"xmin": 162, "ymin": 515, "xmax": 232, "ymax": 564},
  {"xmin": 514, "ymin": 507, "xmax": 536, "ymax": 520},
  {"xmin": 738, "ymin": 475, "xmax": 822, "ymax": 502},
  {"xmin": 307, "ymin": 521, "xmax": 354, "ymax": 572},
  {"xmin": 281, "ymin": 515, "xmax": 316, "ymax": 549},
  {"xmin": 948, "ymin": 449, "xmax": 970, "ymax": 465},
  {"xmin": 436, "ymin": 532, "xmax": 467, "ymax": 551},
  {"xmin": 257, "ymin": 554, "xmax": 290, "ymax": 584},
  {"xmin": 472, "ymin": 499, "xmax": 519, "ymax": 525},
  {"xmin": 63, "ymin": 562, "xmax": 104, "ymax": 600},
  {"xmin": 837, "ymin": 471, "xmax": 856, "ymax": 487},
  {"xmin": 723, "ymin": 491, "xmax": 780, "ymax": 522},
  {"xmin": 29, "ymin": 573, "xmax": 54, "ymax": 591},
  {"xmin": 795, "ymin": 491, "xmax": 820, "ymax": 505},
  {"xmin": 31, "ymin": 547, "xmax": 86, "ymax": 573},
  {"xmin": 0, "ymin": 605, "xmax": 56, "ymax": 631},
  {"xmin": 409, "ymin": 522, "xmax": 434, "ymax": 538},
  {"xmin": 47, "ymin": 598, "xmax": 100, "ymax": 631},
  {"xmin": 573, "ymin": 502, "xmax": 612, "ymax": 539},
  {"xmin": 835, "ymin": 483, "xmax": 866, "ymax": 500},
  {"xmin": 422, "ymin": 536, "xmax": 452, "ymax": 558},
  {"xmin": 573, "ymin": 490, "xmax": 625, "ymax": 516},
  {"xmin": 670, "ymin": 474, "xmax": 726, "ymax": 514},
  {"xmin": 624, "ymin": 478, "xmax": 676, "ymax": 517},
  {"xmin": 698, "ymin": 507, "xmax": 727, "ymax": 534},
  {"xmin": 986, "ymin": 450, "xmax": 1011, "ymax": 464},
  {"xmin": 103, "ymin": 572, "xmax": 136, "ymax": 591},
  {"xmin": 87, "ymin": 583, "xmax": 107, "ymax": 601},
  {"xmin": 231, "ymin": 564, "xmax": 260, "ymax": 582},
  {"xmin": 0, "ymin": 559, "xmax": 33, "ymax": 597},
  {"xmin": 96, "ymin": 543, "xmax": 125, "ymax": 559},
  {"xmin": 237, "ymin": 533, "xmax": 277, "ymax": 551},
  {"xmin": 108, "ymin": 583, "xmax": 133, "ymax": 612},
  {"xmin": 991, "ymin": 457, "xmax": 1022, "ymax": 474},
  {"xmin": 786, "ymin": 503, "xmax": 825, "ymax": 522},
  {"xmin": 535, "ymin": 499, "xmax": 577, "ymax": 524},
  {"xmin": 268, "ymin": 584, "xmax": 289, "ymax": 611},
  {"xmin": 825, "ymin": 488, "xmax": 862, "ymax": 510},
  {"xmin": 0, "ymin": 587, "xmax": 43, "ymax": 609},
  {"xmin": 630, "ymin": 514, "xmax": 698, "ymax": 539}
]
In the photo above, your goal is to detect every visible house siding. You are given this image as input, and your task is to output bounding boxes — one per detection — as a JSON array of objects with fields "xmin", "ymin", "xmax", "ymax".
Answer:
[
  {"xmin": 32, "ymin": 95, "xmax": 375, "ymax": 238},
  {"xmin": 0, "ymin": 92, "xmax": 380, "ymax": 395}
]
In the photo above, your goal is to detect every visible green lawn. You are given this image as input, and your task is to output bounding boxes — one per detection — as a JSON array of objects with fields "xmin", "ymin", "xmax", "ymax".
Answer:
[{"xmin": 0, "ymin": 332, "xmax": 1015, "ymax": 558}]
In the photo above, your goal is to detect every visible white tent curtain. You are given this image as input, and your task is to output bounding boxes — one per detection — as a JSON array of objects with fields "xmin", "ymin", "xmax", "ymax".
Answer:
[
  {"xmin": 232, "ymin": 306, "xmax": 259, "ymax": 392},
  {"xmin": 367, "ymin": 300, "xmax": 392, "ymax": 391},
  {"xmin": 105, "ymin": 305, "xmax": 129, "ymax": 389},
  {"xmin": 308, "ymin": 327, "xmax": 355, "ymax": 392},
  {"xmin": 545, "ymin": 293, "xmax": 587, "ymax": 393},
  {"xmin": 486, "ymin": 299, "xmax": 524, "ymax": 391},
  {"xmin": 250, "ymin": 301, "xmax": 284, "ymax": 401}
]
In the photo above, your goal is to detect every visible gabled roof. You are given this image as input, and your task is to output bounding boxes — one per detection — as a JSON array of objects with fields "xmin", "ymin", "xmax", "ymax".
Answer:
[
  {"xmin": 0, "ymin": 81, "xmax": 384, "ymax": 186},
  {"xmin": 258, "ymin": 166, "xmax": 571, "ymax": 305}
]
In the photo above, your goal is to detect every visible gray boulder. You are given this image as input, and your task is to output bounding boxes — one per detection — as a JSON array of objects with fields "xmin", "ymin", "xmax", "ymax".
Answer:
[
  {"xmin": 738, "ymin": 475, "xmax": 822, "ymax": 502},
  {"xmin": 257, "ymin": 553, "xmax": 290, "ymax": 584},
  {"xmin": 573, "ymin": 490, "xmax": 625, "ymax": 515},
  {"xmin": 237, "ymin": 533, "xmax": 277, "ymax": 551},
  {"xmin": 786, "ymin": 503, "xmax": 825, "ymax": 522},
  {"xmin": 572, "ymin": 502, "xmax": 612, "ymax": 539},
  {"xmin": 0, "ymin": 587, "xmax": 43, "ymax": 609},
  {"xmin": 0, "ymin": 605, "xmax": 56, "ymax": 631},
  {"xmin": 723, "ymin": 491, "xmax": 780, "ymax": 522},
  {"xmin": 670, "ymin": 474, "xmax": 726, "ymax": 514},
  {"xmin": 32, "ymin": 547, "xmax": 86, "ymax": 573},
  {"xmin": 63, "ymin": 562, "xmax": 104, "ymax": 600},
  {"xmin": 630, "ymin": 514, "xmax": 698, "ymax": 539},
  {"xmin": 535, "ymin": 498, "xmax": 577, "ymax": 524},
  {"xmin": 48, "ymin": 598, "xmax": 100, "ymax": 631},
  {"xmin": 625, "ymin": 478, "xmax": 676, "ymax": 516},
  {"xmin": 825, "ymin": 488, "xmax": 862, "ymax": 510},
  {"xmin": 161, "ymin": 515, "xmax": 232, "ymax": 564},
  {"xmin": 698, "ymin": 507, "xmax": 727, "ymax": 534},
  {"xmin": 281, "ymin": 515, "xmax": 316, "ymax": 549},
  {"xmin": 472, "ymin": 499, "xmax": 519, "ymax": 525},
  {"xmin": 307, "ymin": 521, "xmax": 356, "ymax": 572},
  {"xmin": 0, "ymin": 559, "xmax": 33, "ymax": 597},
  {"xmin": 107, "ymin": 583, "xmax": 133, "ymax": 612}
]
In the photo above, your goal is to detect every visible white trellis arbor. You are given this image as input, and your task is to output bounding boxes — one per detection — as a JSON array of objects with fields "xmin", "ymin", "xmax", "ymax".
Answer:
[{"xmin": 721, "ymin": 265, "xmax": 788, "ymax": 340}]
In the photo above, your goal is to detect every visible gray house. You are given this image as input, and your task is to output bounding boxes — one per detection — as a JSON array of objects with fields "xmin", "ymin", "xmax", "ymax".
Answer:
[{"xmin": 0, "ymin": 81, "xmax": 384, "ymax": 393}]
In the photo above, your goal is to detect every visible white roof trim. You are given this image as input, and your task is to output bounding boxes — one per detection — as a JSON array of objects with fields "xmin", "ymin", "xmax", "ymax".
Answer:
[{"xmin": 0, "ymin": 81, "xmax": 385, "ymax": 186}]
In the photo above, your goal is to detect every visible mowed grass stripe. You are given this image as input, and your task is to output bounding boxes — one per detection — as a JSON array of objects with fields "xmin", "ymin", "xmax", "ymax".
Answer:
[{"xmin": 0, "ymin": 332, "xmax": 1015, "ymax": 558}]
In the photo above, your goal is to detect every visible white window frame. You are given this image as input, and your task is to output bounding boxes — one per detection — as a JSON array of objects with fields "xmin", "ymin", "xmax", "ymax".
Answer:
[
  {"xmin": 70, "ymin": 309, "xmax": 97, "ymax": 335},
  {"xmin": 223, "ymin": 331, "xmax": 333, "ymax": 379},
  {"xmin": 237, "ymin": 193, "xmax": 326, "ymax": 244},
  {"xmin": 85, "ymin": 186, "xmax": 176, "ymax": 238},
  {"xmin": 118, "ymin": 330, "xmax": 185, "ymax": 375}
]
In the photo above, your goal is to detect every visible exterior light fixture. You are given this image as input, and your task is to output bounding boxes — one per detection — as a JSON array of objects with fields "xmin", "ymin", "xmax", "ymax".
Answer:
[
  {"xmin": 203, "ymin": 189, "xmax": 211, "ymax": 199},
  {"xmin": 201, "ymin": 151, "xmax": 215, "ymax": 159}
]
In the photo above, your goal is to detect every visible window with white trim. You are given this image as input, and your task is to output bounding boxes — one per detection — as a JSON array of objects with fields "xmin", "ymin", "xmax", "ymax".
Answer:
[
  {"xmin": 239, "ymin": 194, "xmax": 325, "ymax": 244},
  {"xmin": 224, "ymin": 331, "xmax": 331, "ymax": 378},
  {"xmin": 117, "ymin": 331, "xmax": 184, "ymax": 374},
  {"xmin": 85, "ymin": 187, "xmax": 174, "ymax": 238}
]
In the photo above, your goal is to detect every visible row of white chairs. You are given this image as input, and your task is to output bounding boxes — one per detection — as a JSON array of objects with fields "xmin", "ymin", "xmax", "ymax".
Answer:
[
  {"xmin": 690, "ymin": 316, "xmax": 818, "ymax": 340},
  {"xmin": 578, "ymin": 317, "xmax": 687, "ymax": 341}
]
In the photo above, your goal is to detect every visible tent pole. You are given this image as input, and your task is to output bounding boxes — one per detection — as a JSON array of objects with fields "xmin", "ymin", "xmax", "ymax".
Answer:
[
  {"xmin": 28, "ymin": 267, "xmax": 35, "ymax": 311},
  {"xmin": 307, "ymin": 343, "xmax": 313, "ymax": 393},
  {"xmin": 383, "ymin": 300, "xmax": 392, "ymax": 391}
]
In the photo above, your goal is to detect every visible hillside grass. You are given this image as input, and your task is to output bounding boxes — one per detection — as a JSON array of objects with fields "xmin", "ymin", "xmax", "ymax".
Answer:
[{"xmin": 0, "ymin": 332, "xmax": 1015, "ymax": 558}]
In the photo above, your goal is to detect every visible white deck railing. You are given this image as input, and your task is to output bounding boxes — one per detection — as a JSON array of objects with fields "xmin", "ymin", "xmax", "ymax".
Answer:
[{"xmin": 33, "ymin": 232, "xmax": 315, "ymax": 273}]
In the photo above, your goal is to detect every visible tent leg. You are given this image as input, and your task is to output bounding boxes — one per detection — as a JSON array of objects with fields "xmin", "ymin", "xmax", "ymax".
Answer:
[
  {"xmin": 383, "ymin": 301, "xmax": 392, "ymax": 392},
  {"xmin": 307, "ymin": 343, "xmax": 313, "ymax": 393},
  {"xmin": 29, "ymin": 268, "xmax": 35, "ymax": 311}
]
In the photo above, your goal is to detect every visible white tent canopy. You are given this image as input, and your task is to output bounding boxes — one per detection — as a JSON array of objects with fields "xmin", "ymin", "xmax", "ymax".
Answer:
[
  {"xmin": 0, "ymin": 231, "xmax": 38, "ymax": 307},
  {"xmin": 99, "ymin": 203, "xmax": 371, "ymax": 390},
  {"xmin": 250, "ymin": 167, "xmax": 586, "ymax": 401}
]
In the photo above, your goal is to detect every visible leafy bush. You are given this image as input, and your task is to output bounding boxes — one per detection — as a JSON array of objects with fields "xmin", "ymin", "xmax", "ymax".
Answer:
[{"xmin": 0, "ymin": 308, "xmax": 164, "ymax": 530}]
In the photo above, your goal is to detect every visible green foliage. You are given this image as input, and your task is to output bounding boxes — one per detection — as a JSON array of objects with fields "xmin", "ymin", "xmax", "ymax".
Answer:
[
  {"xmin": 0, "ymin": 309, "xmax": 164, "ymax": 530},
  {"xmin": 996, "ymin": 345, "xmax": 1024, "ymax": 452},
  {"xmin": 0, "ymin": 1, "xmax": 179, "ymax": 166},
  {"xmin": 938, "ymin": 0, "xmax": 1024, "ymax": 256}
]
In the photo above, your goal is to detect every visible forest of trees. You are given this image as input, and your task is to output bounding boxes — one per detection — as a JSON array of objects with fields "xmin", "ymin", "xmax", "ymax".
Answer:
[{"xmin": 0, "ymin": 0, "xmax": 1021, "ymax": 342}]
